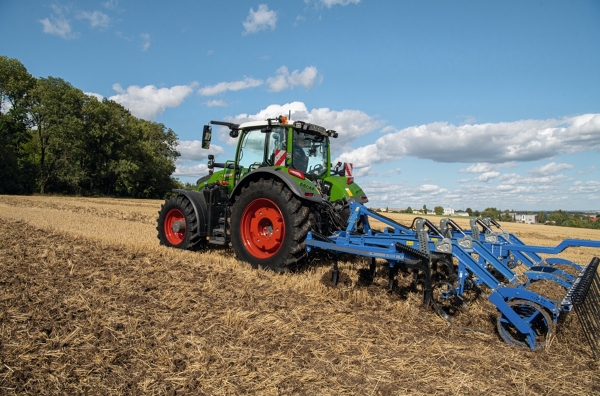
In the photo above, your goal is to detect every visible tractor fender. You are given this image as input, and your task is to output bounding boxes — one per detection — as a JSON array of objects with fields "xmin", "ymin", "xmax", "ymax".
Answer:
[
  {"xmin": 230, "ymin": 168, "xmax": 323, "ymax": 203},
  {"xmin": 172, "ymin": 189, "xmax": 209, "ymax": 237}
]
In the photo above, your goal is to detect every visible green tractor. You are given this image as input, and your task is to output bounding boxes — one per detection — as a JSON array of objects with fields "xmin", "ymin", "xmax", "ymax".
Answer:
[{"xmin": 157, "ymin": 115, "xmax": 368, "ymax": 271}]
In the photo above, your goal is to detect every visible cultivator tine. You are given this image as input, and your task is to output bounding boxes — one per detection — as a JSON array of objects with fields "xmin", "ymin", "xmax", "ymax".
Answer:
[
  {"xmin": 563, "ymin": 257, "xmax": 600, "ymax": 359},
  {"xmin": 369, "ymin": 258, "xmax": 376, "ymax": 278},
  {"xmin": 331, "ymin": 254, "xmax": 340, "ymax": 286}
]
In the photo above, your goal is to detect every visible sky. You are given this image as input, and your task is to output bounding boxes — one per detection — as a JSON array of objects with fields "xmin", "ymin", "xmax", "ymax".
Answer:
[{"xmin": 1, "ymin": 0, "xmax": 600, "ymax": 211}]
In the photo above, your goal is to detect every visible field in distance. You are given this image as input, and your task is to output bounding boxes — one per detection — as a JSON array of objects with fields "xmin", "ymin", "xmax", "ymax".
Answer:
[{"xmin": 1, "ymin": 195, "xmax": 599, "ymax": 395}]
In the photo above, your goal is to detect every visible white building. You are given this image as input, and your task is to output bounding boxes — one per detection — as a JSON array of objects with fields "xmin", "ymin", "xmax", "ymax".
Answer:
[
  {"xmin": 519, "ymin": 214, "xmax": 537, "ymax": 224},
  {"xmin": 443, "ymin": 207, "xmax": 455, "ymax": 216}
]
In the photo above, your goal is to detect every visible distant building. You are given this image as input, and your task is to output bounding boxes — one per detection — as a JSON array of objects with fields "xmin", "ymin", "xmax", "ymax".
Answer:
[
  {"xmin": 518, "ymin": 214, "xmax": 537, "ymax": 224},
  {"xmin": 443, "ymin": 207, "xmax": 455, "ymax": 216},
  {"xmin": 455, "ymin": 211, "xmax": 469, "ymax": 217}
]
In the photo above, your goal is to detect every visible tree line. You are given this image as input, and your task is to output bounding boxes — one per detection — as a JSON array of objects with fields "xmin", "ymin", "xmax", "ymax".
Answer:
[{"xmin": 0, "ymin": 56, "xmax": 180, "ymax": 198}]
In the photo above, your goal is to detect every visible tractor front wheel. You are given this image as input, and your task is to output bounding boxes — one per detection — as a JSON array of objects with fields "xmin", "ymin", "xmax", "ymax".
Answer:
[
  {"xmin": 231, "ymin": 178, "xmax": 313, "ymax": 272},
  {"xmin": 157, "ymin": 194, "xmax": 204, "ymax": 250}
]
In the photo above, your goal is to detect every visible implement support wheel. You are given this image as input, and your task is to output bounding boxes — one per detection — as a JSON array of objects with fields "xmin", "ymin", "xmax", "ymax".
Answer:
[{"xmin": 496, "ymin": 299, "xmax": 554, "ymax": 350}]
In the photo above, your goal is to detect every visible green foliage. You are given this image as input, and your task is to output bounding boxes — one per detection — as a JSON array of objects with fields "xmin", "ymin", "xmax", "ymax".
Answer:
[
  {"xmin": 0, "ymin": 56, "xmax": 37, "ymax": 194},
  {"xmin": 173, "ymin": 180, "xmax": 198, "ymax": 190},
  {"xmin": 465, "ymin": 207, "xmax": 473, "ymax": 216},
  {"xmin": 422, "ymin": 204, "xmax": 427, "ymax": 214},
  {"xmin": 433, "ymin": 206, "xmax": 443, "ymax": 215},
  {"xmin": 404, "ymin": 206, "xmax": 413, "ymax": 214},
  {"xmin": 481, "ymin": 207, "xmax": 500, "ymax": 220},
  {"xmin": 500, "ymin": 209, "xmax": 513, "ymax": 222},
  {"xmin": 0, "ymin": 56, "xmax": 180, "ymax": 198}
]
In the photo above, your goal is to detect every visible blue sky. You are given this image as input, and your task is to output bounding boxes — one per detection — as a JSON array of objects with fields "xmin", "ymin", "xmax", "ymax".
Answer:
[{"xmin": 2, "ymin": 0, "xmax": 600, "ymax": 211}]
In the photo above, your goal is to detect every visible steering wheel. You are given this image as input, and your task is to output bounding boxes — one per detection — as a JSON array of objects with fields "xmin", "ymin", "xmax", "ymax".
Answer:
[{"xmin": 309, "ymin": 164, "xmax": 324, "ymax": 174}]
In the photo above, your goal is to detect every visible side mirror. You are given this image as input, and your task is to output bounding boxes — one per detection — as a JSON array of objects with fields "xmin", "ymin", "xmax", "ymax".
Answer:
[{"xmin": 202, "ymin": 125, "xmax": 212, "ymax": 149}]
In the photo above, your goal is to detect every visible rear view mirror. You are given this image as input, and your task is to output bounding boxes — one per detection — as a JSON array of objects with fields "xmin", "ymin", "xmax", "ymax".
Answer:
[{"xmin": 202, "ymin": 125, "xmax": 212, "ymax": 149}]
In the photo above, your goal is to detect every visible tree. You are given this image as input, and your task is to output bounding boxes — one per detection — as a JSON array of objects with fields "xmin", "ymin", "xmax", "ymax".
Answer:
[
  {"xmin": 538, "ymin": 211, "xmax": 547, "ymax": 224},
  {"xmin": 1, "ymin": 57, "xmax": 182, "ymax": 198},
  {"xmin": 29, "ymin": 77, "xmax": 86, "ymax": 193},
  {"xmin": 434, "ymin": 206, "xmax": 444, "ymax": 215},
  {"xmin": 466, "ymin": 207, "xmax": 473, "ymax": 216},
  {"xmin": 0, "ymin": 56, "xmax": 36, "ymax": 193},
  {"xmin": 473, "ymin": 210, "xmax": 480, "ymax": 217},
  {"xmin": 405, "ymin": 206, "xmax": 413, "ymax": 214},
  {"xmin": 500, "ymin": 209, "xmax": 513, "ymax": 222},
  {"xmin": 422, "ymin": 204, "xmax": 428, "ymax": 214},
  {"xmin": 481, "ymin": 207, "xmax": 501, "ymax": 220}
]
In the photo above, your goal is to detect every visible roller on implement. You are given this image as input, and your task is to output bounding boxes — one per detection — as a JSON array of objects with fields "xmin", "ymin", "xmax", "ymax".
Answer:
[{"xmin": 157, "ymin": 115, "xmax": 600, "ymax": 356}]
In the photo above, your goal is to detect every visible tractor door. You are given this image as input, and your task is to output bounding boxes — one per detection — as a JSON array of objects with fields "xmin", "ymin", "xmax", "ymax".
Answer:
[{"xmin": 234, "ymin": 127, "xmax": 287, "ymax": 185}]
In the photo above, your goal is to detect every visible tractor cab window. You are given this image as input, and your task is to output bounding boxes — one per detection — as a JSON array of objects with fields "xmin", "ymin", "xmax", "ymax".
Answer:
[
  {"xmin": 266, "ymin": 127, "xmax": 287, "ymax": 165},
  {"xmin": 292, "ymin": 130, "xmax": 328, "ymax": 177},
  {"xmin": 237, "ymin": 129, "xmax": 266, "ymax": 171}
]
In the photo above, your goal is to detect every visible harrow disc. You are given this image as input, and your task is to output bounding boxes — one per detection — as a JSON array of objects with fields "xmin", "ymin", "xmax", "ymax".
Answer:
[{"xmin": 496, "ymin": 299, "xmax": 554, "ymax": 350}]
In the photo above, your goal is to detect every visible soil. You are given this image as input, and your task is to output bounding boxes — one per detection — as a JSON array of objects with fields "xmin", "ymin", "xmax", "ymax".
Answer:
[{"xmin": 1, "ymin": 195, "xmax": 600, "ymax": 395}]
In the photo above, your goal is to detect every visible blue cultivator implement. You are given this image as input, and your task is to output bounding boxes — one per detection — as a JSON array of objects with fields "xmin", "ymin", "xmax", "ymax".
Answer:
[{"xmin": 305, "ymin": 202, "xmax": 600, "ymax": 356}]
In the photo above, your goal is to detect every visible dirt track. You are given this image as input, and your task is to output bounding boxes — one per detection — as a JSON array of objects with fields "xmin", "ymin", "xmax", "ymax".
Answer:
[{"xmin": 1, "ymin": 195, "xmax": 599, "ymax": 395}]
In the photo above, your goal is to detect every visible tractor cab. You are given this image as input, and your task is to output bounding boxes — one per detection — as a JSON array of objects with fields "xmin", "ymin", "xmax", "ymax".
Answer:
[{"xmin": 200, "ymin": 116, "xmax": 366, "ymax": 204}]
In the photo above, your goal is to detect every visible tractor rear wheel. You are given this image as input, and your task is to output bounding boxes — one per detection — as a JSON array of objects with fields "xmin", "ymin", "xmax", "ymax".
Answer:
[
  {"xmin": 157, "ymin": 194, "xmax": 205, "ymax": 250},
  {"xmin": 231, "ymin": 178, "xmax": 313, "ymax": 272}
]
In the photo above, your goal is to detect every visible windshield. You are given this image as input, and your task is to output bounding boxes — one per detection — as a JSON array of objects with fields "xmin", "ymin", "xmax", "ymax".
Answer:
[{"xmin": 292, "ymin": 130, "xmax": 328, "ymax": 177}]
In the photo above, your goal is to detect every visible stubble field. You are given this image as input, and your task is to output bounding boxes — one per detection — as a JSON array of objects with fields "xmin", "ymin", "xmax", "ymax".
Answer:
[{"xmin": 1, "ymin": 195, "xmax": 599, "ymax": 395}]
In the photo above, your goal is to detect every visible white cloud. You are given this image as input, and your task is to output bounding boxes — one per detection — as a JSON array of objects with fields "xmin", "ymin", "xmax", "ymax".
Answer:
[
  {"xmin": 226, "ymin": 101, "xmax": 382, "ymax": 146},
  {"xmin": 459, "ymin": 162, "xmax": 518, "ymax": 173},
  {"xmin": 174, "ymin": 163, "xmax": 209, "ymax": 177},
  {"xmin": 474, "ymin": 171, "xmax": 500, "ymax": 182},
  {"xmin": 76, "ymin": 10, "xmax": 110, "ymax": 28},
  {"xmin": 528, "ymin": 162, "xmax": 573, "ymax": 177},
  {"xmin": 85, "ymin": 92, "xmax": 104, "ymax": 101},
  {"xmin": 177, "ymin": 141, "xmax": 224, "ymax": 161},
  {"xmin": 109, "ymin": 83, "xmax": 196, "ymax": 120},
  {"xmin": 204, "ymin": 100, "xmax": 228, "ymax": 107},
  {"xmin": 40, "ymin": 6, "xmax": 77, "ymax": 39},
  {"xmin": 267, "ymin": 66, "xmax": 322, "ymax": 92},
  {"xmin": 312, "ymin": 0, "xmax": 361, "ymax": 7},
  {"xmin": 141, "ymin": 33, "xmax": 151, "ymax": 51},
  {"xmin": 103, "ymin": 0, "xmax": 119, "ymax": 10},
  {"xmin": 338, "ymin": 114, "xmax": 600, "ymax": 169},
  {"xmin": 198, "ymin": 77, "xmax": 263, "ymax": 96},
  {"xmin": 578, "ymin": 165, "xmax": 596, "ymax": 174},
  {"xmin": 336, "ymin": 144, "xmax": 383, "ymax": 169},
  {"xmin": 568, "ymin": 180, "xmax": 600, "ymax": 194},
  {"xmin": 242, "ymin": 4, "xmax": 277, "ymax": 35},
  {"xmin": 383, "ymin": 168, "xmax": 402, "ymax": 176}
]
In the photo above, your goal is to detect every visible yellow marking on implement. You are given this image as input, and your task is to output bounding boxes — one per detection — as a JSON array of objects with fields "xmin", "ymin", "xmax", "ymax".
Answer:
[
  {"xmin": 345, "ymin": 188, "xmax": 353, "ymax": 197},
  {"xmin": 407, "ymin": 241, "xmax": 414, "ymax": 246}
]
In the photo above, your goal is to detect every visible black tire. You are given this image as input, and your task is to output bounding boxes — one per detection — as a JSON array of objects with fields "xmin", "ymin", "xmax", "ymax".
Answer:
[
  {"xmin": 230, "ymin": 178, "xmax": 313, "ymax": 272},
  {"xmin": 157, "ymin": 194, "xmax": 205, "ymax": 250}
]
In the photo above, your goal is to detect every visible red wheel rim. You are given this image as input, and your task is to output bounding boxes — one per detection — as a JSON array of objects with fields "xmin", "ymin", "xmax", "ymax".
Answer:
[
  {"xmin": 164, "ymin": 208, "xmax": 185, "ymax": 245},
  {"xmin": 240, "ymin": 198, "xmax": 285, "ymax": 259}
]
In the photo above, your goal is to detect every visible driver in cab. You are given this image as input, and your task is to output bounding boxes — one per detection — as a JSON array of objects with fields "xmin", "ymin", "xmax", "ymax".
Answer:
[{"xmin": 292, "ymin": 136, "xmax": 309, "ymax": 173}]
